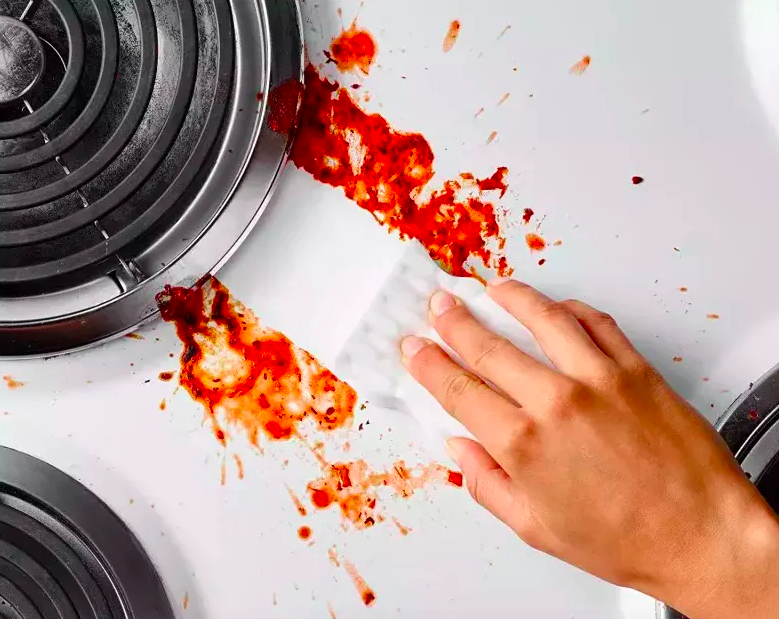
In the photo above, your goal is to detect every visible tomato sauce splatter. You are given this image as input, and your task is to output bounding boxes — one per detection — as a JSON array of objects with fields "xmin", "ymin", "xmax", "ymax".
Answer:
[
  {"xmin": 183, "ymin": 592, "xmax": 189, "ymax": 610},
  {"xmin": 306, "ymin": 459, "xmax": 458, "ymax": 529},
  {"xmin": 287, "ymin": 486, "xmax": 308, "ymax": 516},
  {"xmin": 748, "ymin": 409, "xmax": 760, "ymax": 420},
  {"xmin": 156, "ymin": 277, "xmax": 358, "ymax": 448},
  {"xmin": 673, "ymin": 357, "xmax": 684, "ymax": 363},
  {"xmin": 159, "ymin": 398, "xmax": 166, "ymax": 411},
  {"xmin": 2, "ymin": 376, "xmax": 24, "ymax": 389},
  {"xmin": 344, "ymin": 560, "xmax": 376, "ymax": 606},
  {"xmin": 158, "ymin": 371, "xmax": 175, "ymax": 382},
  {"xmin": 447, "ymin": 470, "xmax": 464, "ymax": 487},
  {"xmin": 443, "ymin": 20, "xmax": 461, "ymax": 53},
  {"xmin": 392, "ymin": 518, "xmax": 411, "ymax": 535},
  {"xmin": 125, "ymin": 332, "xmax": 144, "ymax": 340},
  {"xmin": 487, "ymin": 131, "xmax": 498, "ymax": 144},
  {"xmin": 632, "ymin": 176, "xmax": 644, "ymax": 185},
  {"xmin": 329, "ymin": 23, "xmax": 377, "ymax": 75},
  {"xmin": 525, "ymin": 233, "xmax": 546, "ymax": 251},
  {"xmin": 298, "ymin": 525, "xmax": 312, "ymax": 540},
  {"xmin": 570, "ymin": 55, "xmax": 592, "ymax": 75},
  {"xmin": 233, "ymin": 454, "xmax": 245, "ymax": 480},
  {"xmin": 679, "ymin": 287, "xmax": 689, "ymax": 292},
  {"xmin": 498, "ymin": 92, "xmax": 510, "ymax": 105},
  {"xmin": 267, "ymin": 78, "xmax": 304, "ymax": 134},
  {"xmin": 291, "ymin": 65, "xmax": 512, "ymax": 278},
  {"xmin": 522, "ymin": 208, "xmax": 534, "ymax": 224},
  {"xmin": 328, "ymin": 602, "xmax": 338, "ymax": 619},
  {"xmin": 707, "ymin": 314, "xmax": 721, "ymax": 320},
  {"xmin": 554, "ymin": 239, "xmax": 563, "ymax": 247}
]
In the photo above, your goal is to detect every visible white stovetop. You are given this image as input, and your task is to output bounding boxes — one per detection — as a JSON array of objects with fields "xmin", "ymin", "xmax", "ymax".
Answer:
[{"xmin": 3, "ymin": 0, "xmax": 779, "ymax": 617}]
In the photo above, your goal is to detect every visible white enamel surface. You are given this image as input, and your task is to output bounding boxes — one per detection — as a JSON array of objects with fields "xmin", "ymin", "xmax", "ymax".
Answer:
[{"xmin": 3, "ymin": 0, "xmax": 779, "ymax": 617}]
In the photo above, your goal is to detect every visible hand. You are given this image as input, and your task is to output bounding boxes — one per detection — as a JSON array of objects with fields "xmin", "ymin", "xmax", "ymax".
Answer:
[{"xmin": 401, "ymin": 278, "xmax": 779, "ymax": 619}]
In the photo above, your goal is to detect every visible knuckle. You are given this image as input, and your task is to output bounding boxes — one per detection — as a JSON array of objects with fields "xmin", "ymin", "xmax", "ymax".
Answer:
[
  {"xmin": 547, "ymin": 380, "xmax": 588, "ymax": 417},
  {"xmin": 591, "ymin": 310, "xmax": 618, "ymax": 329},
  {"xmin": 536, "ymin": 300, "xmax": 571, "ymax": 322},
  {"xmin": 471, "ymin": 335, "xmax": 511, "ymax": 372},
  {"xmin": 441, "ymin": 372, "xmax": 480, "ymax": 411},
  {"xmin": 504, "ymin": 417, "xmax": 537, "ymax": 455}
]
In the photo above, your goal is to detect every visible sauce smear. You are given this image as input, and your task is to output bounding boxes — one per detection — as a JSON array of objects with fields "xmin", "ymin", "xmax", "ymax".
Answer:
[
  {"xmin": 291, "ymin": 65, "xmax": 512, "ymax": 278},
  {"xmin": 156, "ymin": 277, "xmax": 358, "ymax": 448},
  {"xmin": 443, "ymin": 20, "xmax": 461, "ymax": 52}
]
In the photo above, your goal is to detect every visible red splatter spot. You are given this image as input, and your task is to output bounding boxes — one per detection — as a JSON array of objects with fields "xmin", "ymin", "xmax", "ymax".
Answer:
[
  {"xmin": 256, "ymin": 91, "xmax": 264, "ymax": 102},
  {"xmin": 125, "ymin": 332, "xmax": 144, "ymax": 340},
  {"xmin": 183, "ymin": 592, "xmax": 189, "ymax": 610},
  {"xmin": 267, "ymin": 78, "xmax": 304, "ymax": 134},
  {"xmin": 748, "ymin": 409, "xmax": 759, "ymax": 420},
  {"xmin": 291, "ymin": 65, "xmax": 512, "ymax": 278},
  {"xmin": 344, "ymin": 560, "xmax": 376, "ymax": 606},
  {"xmin": 570, "ymin": 55, "xmax": 591, "ymax": 75},
  {"xmin": 298, "ymin": 526, "xmax": 312, "ymax": 540},
  {"xmin": 329, "ymin": 23, "xmax": 377, "ymax": 75},
  {"xmin": 159, "ymin": 399, "xmax": 166, "ymax": 411},
  {"xmin": 538, "ymin": 258, "xmax": 546, "ymax": 266},
  {"xmin": 632, "ymin": 176, "xmax": 644, "ymax": 185},
  {"xmin": 553, "ymin": 239, "xmax": 563, "ymax": 247},
  {"xmin": 156, "ymin": 277, "xmax": 357, "ymax": 449},
  {"xmin": 233, "ymin": 454, "xmax": 245, "ymax": 480},
  {"xmin": 522, "ymin": 208, "xmax": 534, "ymax": 224},
  {"xmin": 525, "ymin": 233, "xmax": 546, "ymax": 251},
  {"xmin": 287, "ymin": 486, "xmax": 308, "ymax": 516},
  {"xmin": 447, "ymin": 470, "xmax": 464, "ymax": 487},
  {"xmin": 158, "ymin": 371, "xmax": 175, "ymax": 382},
  {"xmin": 486, "ymin": 130, "xmax": 498, "ymax": 144},
  {"xmin": 679, "ymin": 287, "xmax": 688, "ymax": 292},
  {"xmin": 392, "ymin": 518, "xmax": 411, "ymax": 535},
  {"xmin": 443, "ymin": 20, "xmax": 461, "ymax": 53},
  {"xmin": 707, "ymin": 314, "xmax": 721, "ymax": 320},
  {"xmin": 673, "ymin": 357, "xmax": 684, "ymax": 363}
]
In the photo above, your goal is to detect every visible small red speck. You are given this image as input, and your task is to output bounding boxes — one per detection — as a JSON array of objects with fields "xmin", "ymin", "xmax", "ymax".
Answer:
[
  {"xmin": 672, "ymin": 357, "xmax": 684, "ymax": 363},
  {"xmin": 679, "ymin": 287, "xmax": 688, "ymax": 292},
  {"xmin": 256, "ymin": 91, "xmax": 264, "ymax": 101},
  {"xmin": 748, "ymin": 409, "xmax": 759, "ymax": 420},
  {"xmin": 570, "ymin": 55, "xmax": 591, "ymax": 75},
  {"xmin": 553, "ymin": 240, "xmax": 563, "ymax": 247},
  {"xmin": 525, "ymin": 233, "xmax": 546, "ymax": 251},
  {"xmin": 522, "ymin": 208, "xmax": 534, "ymax": 224},
  {"xmin": 632, "ymin": 176, "xmax": 644, "ymax": 185},
  {"xmin": 183, "ymin": 592, "xmax": 189, "ymax": 610},
  {"xmin": 447, "ymin": 471, "xmax": 464, "ymax": 487},
  {"xmin": 538, "ymin": 259, "xmax": 546, "ymax": 266},
  {"xmin": 298, "ymin": 526, "xmax": 312, "ymax": 540},
  {"xmin": 707, "ymin": 314, "xmax": 721, "ymax": 320}
]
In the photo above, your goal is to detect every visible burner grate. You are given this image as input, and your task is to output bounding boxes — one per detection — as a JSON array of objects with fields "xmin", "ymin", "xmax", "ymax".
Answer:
[{"xmin": 0, "ymin": 0, "xmax": 304, "ymax": 355}]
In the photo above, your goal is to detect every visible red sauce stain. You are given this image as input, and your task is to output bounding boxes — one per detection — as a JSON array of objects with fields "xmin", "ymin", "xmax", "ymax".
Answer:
[
  {"xmin": 328, "ymin": 546, "xmax": 341, "ymax": 567},
  {"xmin": 525, "ymin": 233, "xmax": 546, "ymax": 252},
  {"xmin": 748, "ymin": 409, "xmax": 760, "ymax": 420},
  {"xmin": 298, "ymin": 525, "xmax": 312, "ymax": 540},
  {"xmin": 256, "ymin": 91, "xmax": 264, "ymax": 102},
  {"xmin": 183, "ymin": 592, "xmax": 189, "ymax": 610},
  {"xmin": 344, "ymin": 560, "xmax": 376, "ymax": 606},
  {"xmin": 498, "ymin": 92, "xmax": 510, "ymax": 106},
  {"xmin": 486, "ymin": 131, "xmax": 498, "ymax": 144},
  {"xmin": 707, "ymin": 314, "xmax": 721, "ymax": 320},
  {"xmin": 156, "ymin": 277, "xmax": 358, "ymax": 448},
  {"xmin": 158, "ymin": 371, "xmax": 175, "ymax": 382},
  {"xmin": 328, "ymin": 602, "xmax": 338, "ymax": 619},
  {"xmin": 443, "ymin": 20, "xmax": 461, "ymax": 53},
  {"xmin": 392, "ymin": 517, "xmax": 411, "ymax": 535},
  {"xmin": 287, "ymin": 486, "xmax": 308, "ymax": 516},
  {"xmin": 538, "ymin": 258, "xmax": 547, "ymax": 266},
  {"xmin": 267, "ymin": 78, "xmax": 304, "ymax": 134},
  {"xmin": 673, "ymin": 357, "xmax": 684, "ymax": 363},
  {"xmin": 329, "ymin": 23, "xmax": 377, "ymax": 75},
  {"xmin": 447, "ymin": 470, "xmax": 464, "ymax": 487},
  {"xmin": 553, "ymin": 239, "xmax": 563, "ymax": 247},
  {"xmin": 3, "ymin": 376, "xmax": 24, "ymax": 389},
  {"xmin": 159, "ymin": 398, "xmax": 166, "ymax": 411},
  {"xmin": 570, "ymin": 55, "xmax": 592, "ymax": 75},
  {"xmin": 679, "ymin": 287, "xmax": 689, "ymax": 292},
  {"xmin": 522, "ymin": 208, "xmax": 534, "ymax": 224},
  {"xmin": 631, "ymin": 176, "xmax": 644, "ymax": 185},
  {"xmin": 306, "ymin": 459, "xmax": 456, "ymax": 529},
  {"xmin": 291, "ymin": 65, "xmax": 512, "ymax": 278},
  {"xmin": 125, "ymin": 332, "xmax": 144, "ymax": 340},
  {"xmin": 233, "ymin": 453, "xmax": 245, "ymax": 480},
  {"xmin": 220, "ymin": 460, "xmax": 227, "ymax": 486}
]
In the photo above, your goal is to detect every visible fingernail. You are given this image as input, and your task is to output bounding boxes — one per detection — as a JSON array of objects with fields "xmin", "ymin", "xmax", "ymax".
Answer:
[
  {"xmin": 430, "ymin": 290, "xmax": 458, "ymax": 317},
  {"xmin": 400, "ymin": 336, "xmax": 430, "ymax": 360},
  {"xmin": 445, "ymin": 438, "xmax": 463, "ymax": 467},
  {"xmin": 488, "ymin": 277, "xmax": 514, "ymax": 287}
]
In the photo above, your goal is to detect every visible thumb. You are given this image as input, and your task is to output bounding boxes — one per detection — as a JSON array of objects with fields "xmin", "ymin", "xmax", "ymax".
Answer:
[{"xmin": 447, "ymin": 437, "xmax": 524, "ymax": 528}]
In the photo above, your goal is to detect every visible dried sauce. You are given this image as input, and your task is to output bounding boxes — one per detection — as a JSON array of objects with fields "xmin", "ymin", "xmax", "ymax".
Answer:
[
  {"xmin": 2, "ymin": 376, "xmax": 24, "ymax": 389},
  {"xmin": 156, "ymin": 277, "xmax": 358, "ymax": 448},
  {"xmin": 306, "ymin": 459, "xmax": 459, "ymax": 529},
  {"xmin": 525, "ymin": 233, "xmax": 546, "ymax": 251},
  {"xmin": 443, "ymin": 20, "xmax": 461, "ymax": 53},
  {"xmin": 291, "ymin": 65, "xmax": 511, "ymax": 278},
  {"xmin": 329, "ymin": 23, "xmax": 377, "ymax": 75},
  {"xmin": 570, "ymin": 55, "xmax": 592, "ymax": 75},
  {"xmin": 522, "ymin": 208, "xmax": 534, "ymax": 224}
]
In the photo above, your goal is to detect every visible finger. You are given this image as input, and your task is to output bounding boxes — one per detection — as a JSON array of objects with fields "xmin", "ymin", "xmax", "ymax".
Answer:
[
  {"xmin": 401, "ymin": 336, "xmax": 533, "ymax": 467},
  {"xmin": 560, "ymin": 300, "xmax": 646, "ymax": 369},
  {"xmin": 486, "ymin": 279, "xmax": 611, "ymax": 378},
  {"xmin": 446, "ymin": 437, "xmax": 528, "ymax": 532},
  {"xmin": 428, "ymin": 290, "xmax": 563, "ymax": 408}
]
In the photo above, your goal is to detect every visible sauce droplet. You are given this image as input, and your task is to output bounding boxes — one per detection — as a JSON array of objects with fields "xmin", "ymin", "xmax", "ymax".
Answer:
[
  {"xmin": 329, "ymin": 23, "xmax": 377, "ymax": 75},
  {"xmin": 525, "ymin": 233, "xmax": 546, "ymax": 251},
  {"xmin": 570, "ymin": 55, "xmax": 592, "ymax": 75},
  {"xmin": 443, "ymin": 20, "xmax": 461, "ymax": 53},
  {"xmin": 298, "ymin": 525, "xmax": 312, "ymax": 540}
]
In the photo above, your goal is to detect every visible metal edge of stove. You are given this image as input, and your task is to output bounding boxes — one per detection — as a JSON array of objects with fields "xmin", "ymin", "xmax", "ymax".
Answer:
[
  {"xmin": 656, "ymin": 363, "xmax": 779, "ymax": 619},
  {"xmin": 0, "ymin": 446, "xmax": 173, "ymax": 618},
  {"xmin": 0, "ymin": 0, "xmax": 304, "ymax": 358}
]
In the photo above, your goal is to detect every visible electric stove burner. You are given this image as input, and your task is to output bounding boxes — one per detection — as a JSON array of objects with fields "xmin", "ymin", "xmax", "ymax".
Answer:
[
  {"xmin": 658, "ymin": 364, "xmax": 779, "ymax": 619},
  {"xmin": 0, "ymin": 0, "xmax": 303, "ymax": 356},
  {"xmin": 0, "ymin": 447, "xmax": 173, "ymax": 618}
]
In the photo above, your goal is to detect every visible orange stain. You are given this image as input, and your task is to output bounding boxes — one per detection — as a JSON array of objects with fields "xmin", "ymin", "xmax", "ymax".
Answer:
[
  {"xmin": 570, "ymin": 55, "xmax": 591, "ymax": 75},
  {"xmin": 707, "ymin": 314, "xmax": 721, "ymax": 320},
  {"xmin": 125, "ymin": 332, "xmax": 144, "ymax": 340},
  {"xmin": 3, "ymin": 376, "xmax": 24, "ymax": 389},
  {"xmin": 525, "ymin": 233, "xmax": 547, "ymax": 251},
  {"xmin": 487, "ymin": 131, "xmax": 498, "ymax": 144},
  {"xmin": 392, "ymin": 518, "xmax": 411, "ymax": 535},
  {"xmin": 159, "ymin": 398, "xmax": 166, "ymax": 411},
  {"xmin": 183, "ymin": 592, "xmax": 189, "ymax": 610},
  {"xmin": 443, "ymin": 20, "xmax": 461, "ymax": 52},
  {"xmin": 233, "ymin": 454, "xmax": 245, "ymax": 480},
  {"xmin": 329, "ymin": 23, "xmax": 377, "ymax": 75},
  {"xmin": 287, "ymin": 486, "xmax": 308, "ymax": 516},
  {"xmin": 498, "ymin": 92, "xmax": 510, "ymax": 105},
  {"xmin": 344, "ymin": 560, "xmax": 376, "ymax": 606},
  {"xmin": 673, "ymin": 357, "xmax": 684, "ymax": 363}
]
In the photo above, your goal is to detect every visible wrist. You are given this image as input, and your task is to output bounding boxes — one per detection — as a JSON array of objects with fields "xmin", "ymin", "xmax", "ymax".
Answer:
[{"xmin": 659, "ymin": 488, "xmax": 779, "ymax": 619}]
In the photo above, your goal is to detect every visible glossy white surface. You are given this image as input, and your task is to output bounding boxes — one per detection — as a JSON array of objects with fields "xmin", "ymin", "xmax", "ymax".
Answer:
[{"xmin": 3, "ymin": 0, "xmax": 779, "ymax": 617}]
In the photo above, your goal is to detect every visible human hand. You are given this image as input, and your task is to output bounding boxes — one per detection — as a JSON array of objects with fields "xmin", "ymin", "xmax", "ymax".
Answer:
[{"xmin": 401, "ymin": 279, "xmax": 779, "ymax": 619}]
